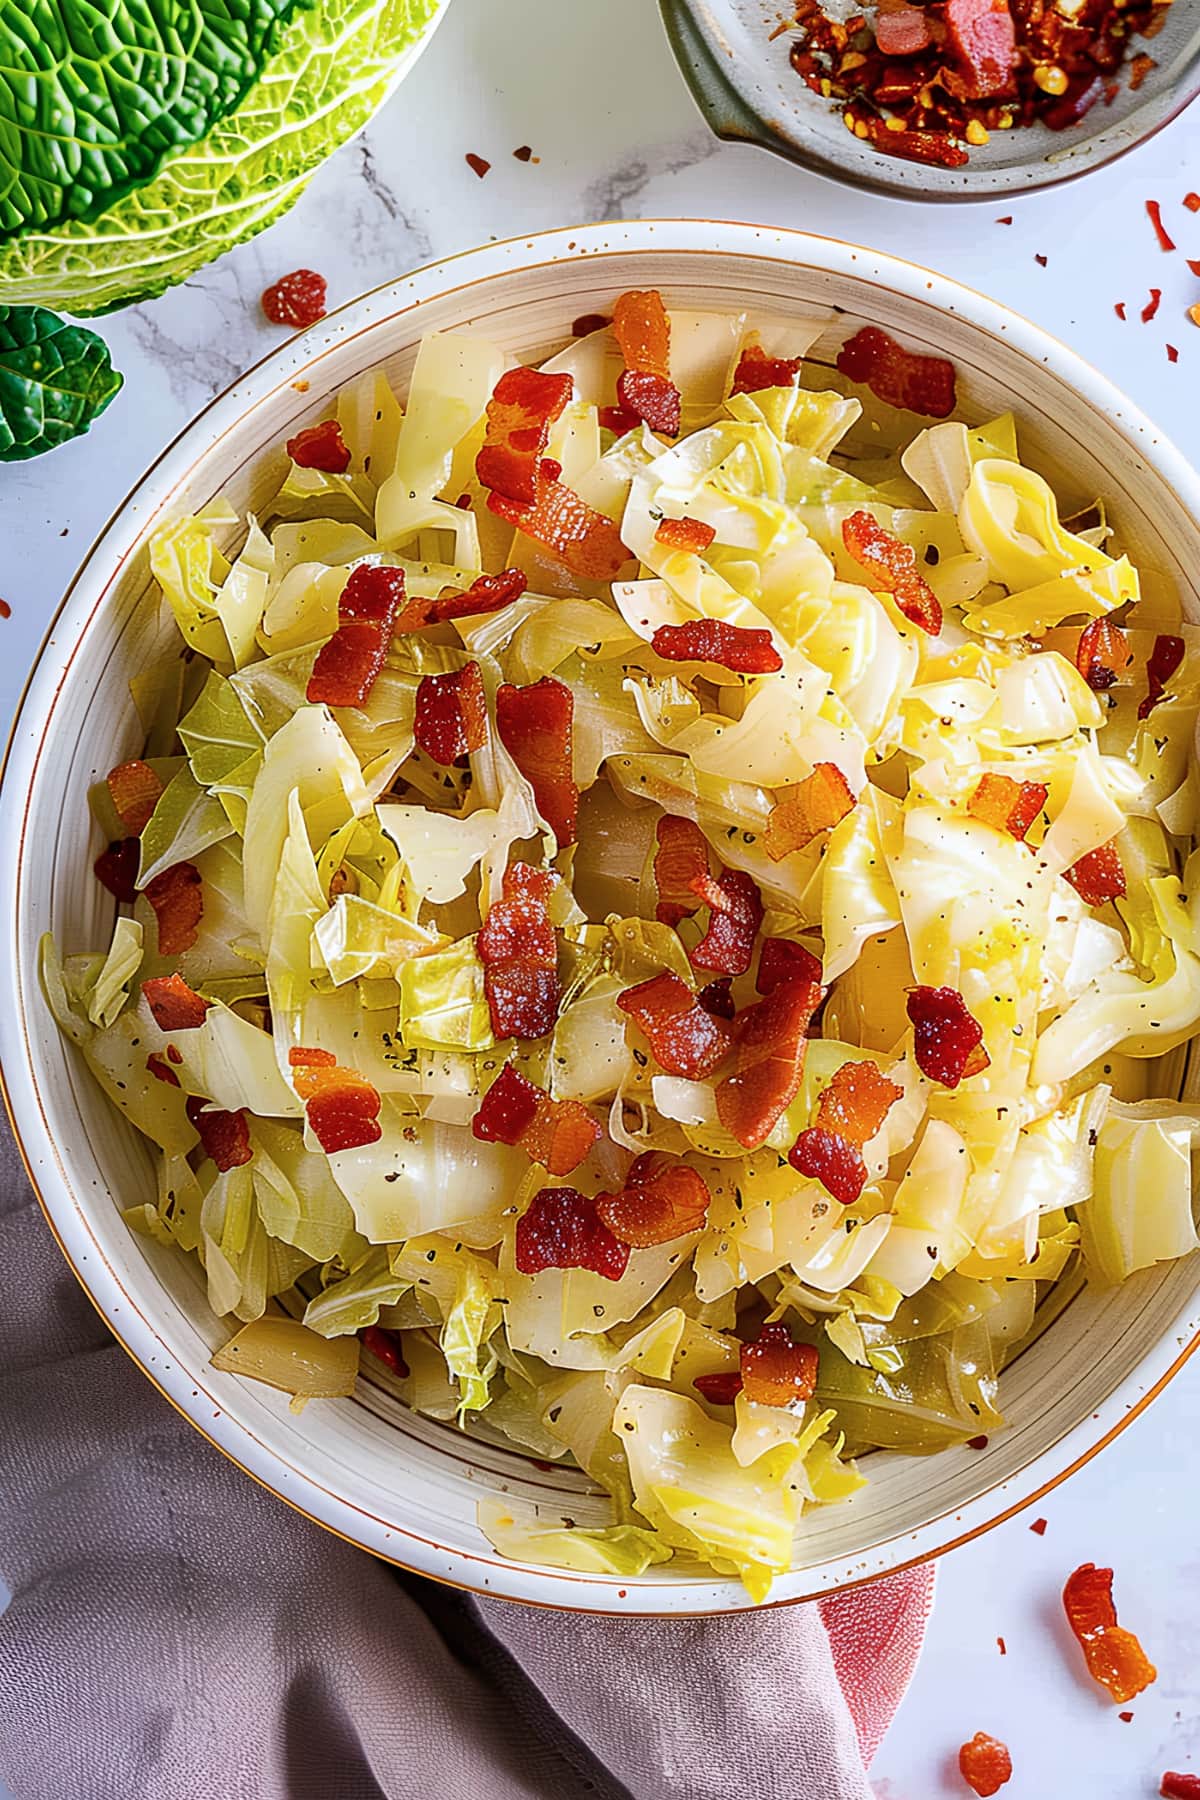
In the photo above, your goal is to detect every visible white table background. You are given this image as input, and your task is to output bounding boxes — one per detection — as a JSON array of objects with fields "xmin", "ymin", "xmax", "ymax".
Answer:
[{"xmin": 2, "ymin": 2, "xmax": 1199, "ymax": 1793}]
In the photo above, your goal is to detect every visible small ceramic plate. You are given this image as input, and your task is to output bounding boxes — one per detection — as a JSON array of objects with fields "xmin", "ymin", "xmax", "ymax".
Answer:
[{"xmin": 660, "ymin": 0, "xmax": 1200, "ymax": 199}]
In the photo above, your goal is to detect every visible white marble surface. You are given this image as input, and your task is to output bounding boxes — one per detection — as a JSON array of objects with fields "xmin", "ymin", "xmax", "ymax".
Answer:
[{"xmin": 3, "ymin": 0, "xmax": 1200, "ymax": 1794}]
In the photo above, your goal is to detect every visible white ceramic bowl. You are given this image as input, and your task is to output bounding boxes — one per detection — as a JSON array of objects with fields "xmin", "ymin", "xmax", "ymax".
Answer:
[{"xmin": 5, "ymin": 221, "xmax": 1200, "ymax": 1615}]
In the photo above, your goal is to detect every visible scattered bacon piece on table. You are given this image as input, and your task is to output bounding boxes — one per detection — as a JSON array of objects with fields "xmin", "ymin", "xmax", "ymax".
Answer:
[
  {"xmin": 290, "ymin": 1047, "xmax": 383, "ymax": 1153},
  {"xmin": 907, "ymin": 985, "xmax": 989, "ymax": 1087},
  {"xmin": 487, "ymin": 466, "xmax": 629, "ymax": 581},
  {"xmin": 715, "ymin": 975, "xmax": 823, "ymax": 1150},
  {"xmin": 106, "ymin": 760, "xmax": 163, "ymax": 835},
  {"xmin": 730, "ymin": 345, "xmax": 804, "ymax": 394},
  {"xmin": 789, "ymin": 1058, "xmax": 903, "ymax": 1204},
  {"xmin": 496, "ymin": 675, "xmax": 579, "ymax": 845},
  {"xmin": 595, "ymin": 1152, "xmax": 712, "ymax": 1247},
  {"xmin": 472, "ymin": 1062, "xmax": 600, "ymax": 1177},
  {"xmin": 740, "ymin": 1322, "xmax": 819, "ymax": 1408},
  {"xmin": 1064, "ymin": 842, "xmax": 1126, "ymax": 906},
  {"xmin": 1062, "ymin": 1562, "xmax": 1157, "ymax": 1703},
  {"xmin": 1076, "ymin": 618, "xmax": 1133, "ymax": 690},
  {"xmin": 307, "ymin": 564, "xmax": 406, "ymax": 708},
  {"xmin": 360, "ymin": 1325, "xmax": 408, "ymax": 1378},
  {"xmin": 836, "ymin": 327, "xmax": 957, "ymax": 420},
  {"xmin": 617, "ymin": 971, "xmax": 731, "ymax": 1081},
  {"xmin": 651, "ymin": 618, "xmax": 782, "ymax": 674},
  {"xmin": 765, "ymin": 762, "xmax": 856, "ymax": 861},
  {"xmin": 144, "ymin": 861, "xmax": 204, "ymax": 956},
  {"xmin": 286, "ymin": 419, "xmax": 351, "ymax": 472},
  {"xmin": 612, "ymin": 288, "xmax": 681, "ymax": 436},
  {"xmin": 967, "ymin": 773, "xmax": 1048, "ymax": 842},
  {"xmin": 478, "ymin": 862, "xmax": 561, "ymax": 1040},
  {"xmin": 1139, "ymin": 632, "xmax": 1185, "ymax": 720},
  {"xmin": 842, "ymin": 509, "xmax": 943, "ymax": 634},
  {"xmin": 653, "ymin": 814, "xmax": 711, "ymax": 928},
  {"xmin": 261, "ymin": 269, "xmax": 327, "ymax": 328},
  {"xmin": 958, "ymin": 1732, "xmax": 1013, "ymax": 1797},
  {"xmin": 476, "ymin": 367, "xmax": 573, "ymax": 505},
  {"xmin": 654, "ymin": 516, "xmax": 717, "ymax": 554},
  {"xmin": 414, "ymin": 663, "xmax": 489, "ymax": 763},
  {"xmin": 186, "ymin": 1096, "xmax": 252, "ymax": 1171},
  {"xmin": 515, "ymin": 1186, "xmax": 630, "ymax": 1280},
  {"xmin": 94, "ymin": 837, "xmax": 141, "ymax": 903},
  {"xmin": 142, "ymin": 973, "xmax": 210, "ymax": 1032}
]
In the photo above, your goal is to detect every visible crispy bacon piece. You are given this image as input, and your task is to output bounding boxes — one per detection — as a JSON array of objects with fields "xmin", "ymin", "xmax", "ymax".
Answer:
[
  {"xmin": 967, "ymin": 773, "xmax": 1048, "ymax": 842},
  {"xmin": 142, "ymin": 973, "xmax": 210, "ymax": 1032},
  {"xmin": 836, "ymin": 326, "xmax": 956, "ymax": 420},
  {"xmin": 875, "ymin": 2, "xmax": 933, "ymax": 55},
  {"xmin": 612, "ymin": 289, "xmax": 681, "ymax": 436},
  {"xmin": 106, "ymin": 760, "xmax": 163, "ymax": 835},
  {"xmin": 598, "ymin": 404, "xmax": 641, "ymax": 436},
  {"xmin": 715, "ymin": 976, "xmax": 823, "ymax": 1150},
  {"xmin": 144, "ymin": 861, "xmax": 204, "ymax": 956},
  {"xmin": 693, "ymin": 1370, "xmax": 743, "ymax": 1404},
  {"xmin": 496, "ymin": 675, "xmax": 578, "ymax": 846},
  {"xmin": 765, "ymin": 762, "xmax": 856, "ymax": 861},
  {"xmin": 307, "ymin": 564, "xmax": 406, "ymax": 708},
  {"xmin": 690, "ymin": 868, "xmax": 764, "ymax": 977},
  {"xmin": 1063, "ymin": 1563, "xmax": 1157, "ymax": 1704},
  {"xmin": 1064, "ymin": 841, "xmax": 1126, "ymax": 906},
  {"xmin": 185, "ymin": 1096, "xmax": 252, "ymax": 1172},
  {"xmin": 697, "ymin": 977, "xmax": 736, "ymax": 1019},
  {"xmin": 431, "ymin": 568, "xmax": 528, "ymax": 622},
  {"xmin": 740, "ymin": 1322, "xmax": 819, "ymax": 1409},
  {"xmin": 414, "ymin": 662, "xmax": 489, "ymax": 763},
  {"xmin": 476, "ymin": 366, "xmax": 574, "ymax": 505},
  {"xmin": 478, "ymin": 862, "xmax": 560, "ymax": 1040},
  {"xmin": 595, "ymin": 1152, "xmax": 712, "ymax": 1247},
  {"xmin": 655, "ymin": 516, "xmax": 717, "ymax": 555},
  {"xmin": 94, "ymin": 837, "xmax": 141, "ymax": 903},
  {"xmin": 730, "ymin": 344, "xmax": 803, "ymax": 395},
  {"xmin": 907, "ymin": 986, "xmax": 989, "ymax": 1087},
  {"xmin": 651, "ymin": 618, "xmax": 782, "ymax": 675},
  {"xmin": 943, "ymin": 0, "xmax": 1017, "ymax": 98},
  {"xmin": 1138, "ymin": 633, "xmax": 1185, "ymax": 720},
  {"xmin": 653, "ymin": 814, "xmax": 711, "ymax": 928},
  {"xmin": 289, "ymin": 1047, "xmax": 383, "ymax": 1154},
  {"xmin": 488, "ymin": 465, "xmax": 629, "ymax": 582},
  {"xmin": 842, "ymin": 510, "xmax": 942, "ymax": 635},
  {"xmin": 617, "ymin": 971, "xmax": 731, "ymax": 1081},
  {"xmin": 146, "ymin": 1052, "xmax": 181, "ymax": 1087},
  {"xmin": 789, "ymin": 1059, "xmax": 903, "ymax": 1204},
  {"xmin": 514, "ymin": 1186, "xmax": 630, "ymax": 1280},
  {"xmin": 360, "ymin": 1324, "xmax": 409, "ymax": 1378},
  {"xmin": 472, "ymin": 1062, "xmax": 600, "ymax": 1176},
  {"xmin": 958, "ymin": 1733, "xmax": 1013, "ymax": 1797},
  {"xmin": 757, "ymin": 937, "xmax": 823, "ymax": 996},
  {"xmin": 1162, "ymin": 1777, "xmax": 1200, "ymax": 1799},
  {"xmin": 286, "ymin": 420, "xmax": 351, "ymax": 473},
  {"xmin": 1076, "ymin": 618, "xmax": 1133, "ymax": 690}
]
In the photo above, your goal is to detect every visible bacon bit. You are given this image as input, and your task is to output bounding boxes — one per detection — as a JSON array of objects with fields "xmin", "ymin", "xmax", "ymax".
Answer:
[
  {"xmin": 472, "ymin": 1062, "xmax": 600, "ymax": 1176},
  {"xmin": 94, "ymin": 837, "xmax": 141, "ymax": 903},
  {"xmin": 996, "ymin": 216, "xmax": 1013, "ymax": 226},
  {"xmin": 1128, "ymin": 50, "xmax": 1155, "ymax": 88},
  {"xmin": 1076, "ymin": 617, "xmax": 1133, "ymax": 690},
  {"xmin": 514, "ymin": 1186, "xmax": 630, "ymax": 1280},
  {"xmin": 106, "ymin": 760, "xmax": 163, "ymax": 835},
  {"xmin": 612, "ymin": 289, "xmax": 681, "ymax": 436},
  {"xmin": 836, "ymin": 326, "xmax": 956, "ymax": 419},
  {"xmin": 496, "ymin": 675, "xmax": 578, "ymax": 846},
  {"xmin": 476, "ymin": 366, "xmax": 574, "ymax": 505},
  {"xmin": 487, "ymin": 465, "xmax": 629, "ymax": 581},
  {"xmin": 146, "ymin": 1052, "xmax": 180, "ymax": 1087},
  {"xmin": 907, "ymin": 986, "xmax": 989, "ymax": 1087},
  {"xmin": 842, "ymin": 510, "xmax": 943, "ymax": 634},
  {"xmin": 653, "ymin": 814, "xmax": 710, "ymax": 928},
  {"xmin": 595, "ymin": 1152, "xmax": 712, "ymax": 1247},
  {"xmin": 286, "ymin": 419, "xmax": 351, "ymax": 473},
  {"xmin": 1118, "ymin": 1710, "xmax": 1133, "ymax": 1723},
  {"xmin": 654, "ymin": 515, "xmax": 717, "ymax": 555},
  {"xmin": 1143, "ymin": 288, "xmax": 1163, "ymax": 322},
  {"xmin": 1167, "ymin": 343, "xmax": 1180, "ymax": 364},
  {"xmin": 185, "ymin": 1096, "xmax": 252, "ymax": 1172},
  {"xmin": 1115, "ymin": 302, "xmax": 1127, "ymax": 320},
  {"xmin": 967, "ymin": 1434, "xmax": 990, "ymax": 1449},
  {"xmin": 789, "ymin": 1059, "xmax": 903, "ymax": 1204},
  {"xmin": 757, "ymin": 937, "xmax": 823, "ymax": 996},
  {"xmin": 432, "ymin": 568, "xmax": 528, "ymax": 622},
  {"xmin": 651, "ymin": 617, "xmax": 783, "ymax": 675},
  {"xmin": 465, "ymin": 152, "xmax": 491, "ymax": 178},
  {"xmin": 693, "ymin": 1370, "xmax": 744, "ymax": 1404},
  {"xmin": 261, "ymin": 269, "xmax": 327, "ymax": 328},
  {"xmin": 943, "ymin": 0, "xmax": 1017, "ymax": 98},
  {"xmin": 875, "ymin": 3, "xmax": 933, "ymax": 57},
  {"xmin": 730, "ymin": 345, "xmax": 804, "ymax": 395},
  {"xmin": 967, "ymin": 772, "xmax": 1049, "ymax": 842},
  {"xmin": 572, "ymin": 312, "xmax": 610, "ymax": 337},
  {"xmin": 765, "ymin": 762, "xmax": 856, "ymax": 861},
  {"xmin": 1031, "ymin": 1517, "xmax": 1048, "ymax": 1535},
  {"xmin": 307, "ymin": 564, "xmax": 406, "ymax": 708},
  {"xmin": 1146, "ymin": 199, "xmax": 1176, "ymax": 251},
  {"xmin": 414, "ymin": 662, "xmax": 489, "ymax": 764},
  {"xmin": 1162, "ymin": 1776, "xmax": 1200, "ymax": 1798},
  {"xmin": 166, "ymin": 1044, "xmax": 183, "ymax": 1064},
  {"xmin": 1034, "ymin": 254, "xmax": 1049, "ymax": 268},
  {"xmin": 740, "ymin": 1322, "xmax": 819, "ymax": 1408},
  {"xmin": 1186, "ymin": 194, "xmax": 1200, "ymax": 213},
  {"xmin": 697, "ymin": 977, "xmax": 737, "ymax": 1020},
  {"xmin": 144, "ymin": 861, "xmax": 204, "ymax": 956},
  {"xmin": 1064, "ymin": 841, "xmax": 1126, "ymax": 906},
  {"xmin": 691, "ymin": 869, "xmax": 764, "ymax": 978},
  {"xmin": 958, "ymin": 1732, "xmax": 1013, "ymax": 1797},
  {"xmin": 1138, "ymin": 631, "xmax": 1186, "ymax": 720},
  {"xmin": 617, "ymin": 970, "xmax": 731, "ymax": 1081},
  {"xmin": 142, "ymin": 973, "xmax": 210, "ymax": 1031},
  {"xmin": 1062, "ymin": 1563, "xmax": 1157, "ymax": 1704},
  {"xmin": 290, "ymin": 1050, "xmax": 383, "ymax": 1154},
  {"xmin": 455, "ymin": 493, "xmax": 473, "ymax": 509},
  {"xmin": 715, "ymin": 976, "xmax": 823, "ymax": 1150},
  {"xmin": 997, "ymin": 1637, "xmax": 1007, "ymax": 1655},
  {"xmin": 478, "ymin": 862, "xmax": 560, "ymax": 1041},
  {"xmin": 513, "ymin": 144, "xmax": 534, "ymax": 161},
  {"xmin": 360, "ymin": 1325, "xmax": 408, "ymax": 1377},
  {"xmin": 598, "ymin": 403, "xmax": 641, "ymax": 436}
]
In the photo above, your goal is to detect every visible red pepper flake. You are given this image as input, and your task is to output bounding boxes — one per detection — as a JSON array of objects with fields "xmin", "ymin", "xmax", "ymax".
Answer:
[
  {"xmin": 471, "ymin": 1061, "xmax": 600, "ymax": 1177},
  {"xmin": 1064, "ymin": 841, "xmax": 1126, "ymax": 906},
  {"xmin": 1062, "ymin": 1563, "xmax": 1157, "ymax": 1704},
  {"xmin": 290, "ymin": 1049, "xmax": 383, "ymax": 1154},
  {"xmin": 307, "ymin": 564, "xmax": 406, "ymax": 708},
  {"xmin": 860, "ymin": 117, "xmax": 971, "ymax": 168},
  {"xmin": 142, "ymin": 973, "xmax": 210, "ymax": 1032},
  {"xmin": 144, "ymin": 860, "xmax": 204, "ymax": 956},
  {"xmin": 261, "ymin": 269, "xmax": 327, "ymax": 328},
  {"xmin": 1030, "ymin": 1517, "xmax": 1048, "ymax": 1535},
  {"xmin": 842, "ymin": 509, "xmax": 942, "ymax": 634},
  {"xmin": 106, "ymin": 759, "xmax": 163, "ymax": 836},
  {"xmin": 595, "ymin": 1152, "xmax": 712, "ymax": 1247},
  {"xmin": 653, "ymin": 814, "xmax": 711, "ymax": 928},
  {"xmin": 360, "ymin": 1324, "xmax": 408, "ymax": 1378},
  {"xmin": 612, "ymin": 288, "xmax": 681, "ymax": 436},
  {"xmin": 186, "ymin": 1096, "xmax": 252, "ymax": 1172},
  {"xmin": 487, "ymin": 464, "xmax": 629, "ymax": 582},
  {"xmin": 478, "ymin": 862, "xmax": 560, "ymax": 1041},
  {"xmin": 617, "ymin": 970, "xmax": 731, "ymax": 1081},
  {"xmin": 1146, "ymin": 199, "xmax": 1176, "ymax": 252},
  {"xmin": 789, "ymin": 1059, "xmax": 903, "ymax": 1204},
  {"xmin": 715, "ymin": 975, "xmax": 823, "ymax": 1150},
  {"xmin": 1143, "ymin": 288, "xmax": 1163, "ymax": 323},
  {"xmin": 431, "ymin": 568, "xmax": 528, "ymax": 623},
  {"xmin": 513, "ymin": 144, "xmax": 534, "ymax": 161},
  {"xmin": 1115, "ymin": 302, "xmax": 1127, "ymax": 320},
  {"xmin": 1167, "ymin": 343, "xmax": 1180, "ymax": 364},
  {"xmin": 476, "ymin": 366, "xmax": 573, "ymax": 506},
  {"xmin": 958, "ymin": 1732, "xmax": 1012, "ymax": 1797},
  {"xmin": 741, "ymin": 1321, "xmax": 819, "ymax": 1409},
  {"xmin": 654, "ymin": 515, "xmax": 717, "ymax": 555},
  {"xmin": 496, "ymin": 675, "xmax": 578, "ymax": 846},
  {"xmin": 765, "ymin": 761, "xmax": 856, "ymax": 861},
  {"xmin": 997, "ymin": 1636, "xmax": 1006, "ymax": 1656},
  {"xmin": 0, "ymin": 598, "xmax": 10, "ymax": 619},
  {"xmin": 967, "ymin": 772, "xmax": 1048, "ymax": 841},
  {"xmin": 757, "ymin": 937, "xmax": 822, "ymax": 996},
  {"xmin": 572, "ymin": 312, "xmax": 610, "ymax": 337},
  {"xmin": 730, "ymin": 344, "xmax": 804, "ymax": 395},
  {"xmin": 94, "ymin": 837, "xmax": 142, "ymax": 903},
  {"xmin": 1162, "ymin": 1776, "xmax": 1200, "ymax": 1798},
  {"xmin": 836, "ymin": 326, "xmax": 956, "ymax": 419},
  {"xmin": 907, "ymin": 985, "xmax": 990, "ymax": 1087},
  {"xmin": 146, "ymin": 1052, "xmax": 180, "ymax": 1087},
  {"xmin": 1189, "ymin": 261, "xmax": 1200, "ymax": 279},
  {"xmin": 651, "ymin": 617, "xmax": 782, "ymax": 675},
  {"xmin": 1035, "ymin": 253, "xmax": 1048, "ymax": 268},
  {"xmin": 414, "ymin": 662, "xmax": 489, "ymax": 764},
  {"xmin": 286, "ymin": 419, "xmax": 351, "ymax": 473},
  {"xmin": 465, "ymin": 152, "xmax": 491, "ymax": 178},
  {"xmin": 1118, "ymin": 1710, "xmax": 1133, "ymax": 1723},
  {"xmin": 693, "ymin": 1370, "xmax": 743, "ymax": 1405},
  {"xmin": 690, "ymin": 868, "xmax": 764, "ymax": 978},
  {"xmin": 515, "ymin": 1185, "xmax": 630, "ymax": 1280},
  {"xmin": 996, "ymin": 216, "xmax": 1013, "ymax": 226},
  {"xmin": 1186, "ymin": 193, "xmax": 1200, "ymax": 213},
  {"xmin": 1139, "ymin": 631, "xmax": 1185, "ymax": 720},
  {"xmin": 1076, "ymin": 617, "xmax": 1133, "ymax": 690},
  {"xmin": 967, "ymin": 1434, "xmax": 990, "ymax": 1449}
]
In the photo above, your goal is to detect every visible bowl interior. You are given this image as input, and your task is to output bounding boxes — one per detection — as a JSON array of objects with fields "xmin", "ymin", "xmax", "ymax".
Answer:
[{"xmin": 9, "ymin": 229, "xmax": 1200, "ymax": 1611}]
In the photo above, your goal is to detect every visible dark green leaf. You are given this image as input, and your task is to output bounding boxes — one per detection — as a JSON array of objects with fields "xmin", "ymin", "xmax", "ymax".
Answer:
[{"xmin": 0, "ymin": 305, "xmax": 123, "ymax": 461}]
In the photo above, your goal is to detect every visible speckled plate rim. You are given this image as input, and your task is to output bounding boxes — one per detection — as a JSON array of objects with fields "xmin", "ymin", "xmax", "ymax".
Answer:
[{"xmin": 5, "ymin": 219, "xmax": 1200, "ymax": 1614}]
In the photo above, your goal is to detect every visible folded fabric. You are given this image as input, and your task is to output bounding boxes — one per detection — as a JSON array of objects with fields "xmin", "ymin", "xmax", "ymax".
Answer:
[{"xmin": 0, "ymin": 1117, "xmax": 932, "ymax": 1800}]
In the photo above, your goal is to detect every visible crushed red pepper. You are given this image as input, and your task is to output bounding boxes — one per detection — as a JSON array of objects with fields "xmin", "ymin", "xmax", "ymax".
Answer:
[
  {"xmin": 1146, "ymin": 198, "xmax": 1176, "ymax": 251},
  {"xmin": 1143, "ymin": 288, "xmax": 1163, "ymax": 322}
]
